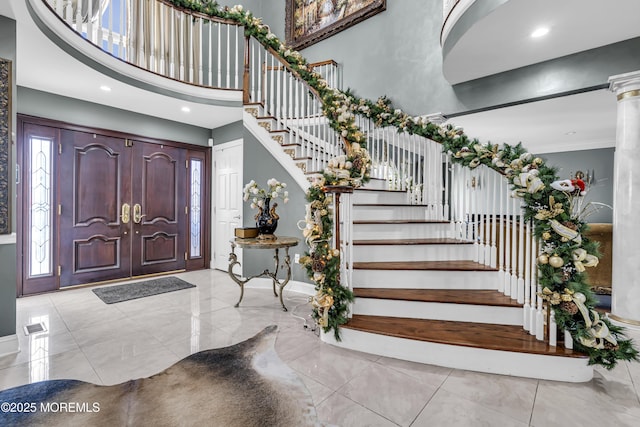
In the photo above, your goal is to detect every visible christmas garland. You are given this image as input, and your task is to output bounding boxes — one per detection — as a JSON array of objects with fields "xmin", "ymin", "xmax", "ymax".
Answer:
[{"xmin": 165, "ymin": 1, "xmax": 638, "ymax": 368}]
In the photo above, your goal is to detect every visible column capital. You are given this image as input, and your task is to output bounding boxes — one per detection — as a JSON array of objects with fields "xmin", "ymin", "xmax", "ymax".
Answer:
[{"xmin": 609, "ymin": 70, "xmax": 640, "ymax": 98}]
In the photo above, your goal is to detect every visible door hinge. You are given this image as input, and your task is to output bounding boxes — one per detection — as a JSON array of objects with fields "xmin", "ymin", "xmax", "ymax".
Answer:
[
  {"xmin": 186, "ymin": 160, "xmax": 189, "ymax": 169},
  {"xmin": 185, "ymin": 206, "xmax": 188, "ymax": 215},
  {"xmin": 58, "ymin": 143, "xmax": 62, "ymax": 154},
  {"xmin": 184, "ymin": 252, "xmax": 188, "ymax": 261},
  {"xmin": 125, "ymin": 139, "xmax": 133, "ymax": 147},
  {"xmin": 58, "ymin": 204, "xmax": 62, "ymax": 216},
  {"xmin": 57, "ymin": 265, "xmax": 61, "ymax": 276}
]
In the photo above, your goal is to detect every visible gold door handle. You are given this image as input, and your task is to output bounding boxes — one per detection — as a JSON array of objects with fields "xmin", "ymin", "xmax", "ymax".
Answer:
[
  {"xmin": 133, "ymin": 203, "xmax": 146, "ymax": 224},
  {"xmin": 121, "ymin": 203, "xmax": 130, "ymax": 224}
]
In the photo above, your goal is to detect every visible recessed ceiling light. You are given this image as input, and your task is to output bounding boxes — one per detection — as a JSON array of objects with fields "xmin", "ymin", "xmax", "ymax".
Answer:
[
  {"xmin": 531, "ymin": 27, "xmax": 549, "ymax": 38},
  {"xmin": 181, "ymin": 106, "xmax": 191, "ymax": 113},
  {"xmin": 565, "ymin": 131, "xmax": 577, "ymax": 136},
  {"xmin": 100, "ymin": 85, "xmax": 111, "ymax": 92}
]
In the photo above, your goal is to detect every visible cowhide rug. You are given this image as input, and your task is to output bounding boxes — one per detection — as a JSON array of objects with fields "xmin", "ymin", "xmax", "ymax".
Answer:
[{"xmin": 0, "ymin": 326, "xmax": 323, "ymax": 426}]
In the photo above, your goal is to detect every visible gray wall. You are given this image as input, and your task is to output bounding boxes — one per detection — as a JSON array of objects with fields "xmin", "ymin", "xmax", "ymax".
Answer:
[
  {"xmin": 212, "ymin": 120, "xmax": 243, "ymax": 145},
  {"xmin": 239, "ymin": 1, "xmax": 640, "ymax": 118},
  {"xmin": 540, "ymin": 148, "xmax": 614, "ymax": 223},
  {"xmin": 18, "ymin": 87, "xmax": 211, "ymax": 146},
  {"xmin": 0, "ymin": 15, "xmax": 17, "ymax": 338},
  {"xmin": 242, "ymin": 128, "xmax": 309, "ymax": 283}
]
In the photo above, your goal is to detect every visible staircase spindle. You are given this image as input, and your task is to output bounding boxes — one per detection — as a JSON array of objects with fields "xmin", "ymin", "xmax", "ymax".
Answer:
[
  {"xmin": 510, "ymin": 196, "xmax": 518, "ymax": 299},
  {"xmin": 517, "ymin": 209, "xmax": 525, "ymax": 303}
]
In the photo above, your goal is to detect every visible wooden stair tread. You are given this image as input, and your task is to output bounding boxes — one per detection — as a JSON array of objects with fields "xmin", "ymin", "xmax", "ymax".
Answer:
[
  {"xmin": 353, "ymin": 288, "xmax": 522, "ymax": 307},
  {"xmin": 353, "ymin": 260, "xmax": 497, "ymax": 271},
  {"xmin": 343, "ymin": 315, "xmax": 587, "ymax": 358},
  {"xmin": 353, "ymin": 219, "xmax": 449, "ymax": 224},
  {"xmin": 354, "ymin": 188, "xmax": 405, "ymax": 193},
  {"xmin": 353, "ymin": 238, "xmax": 472, "ymax": 246}
]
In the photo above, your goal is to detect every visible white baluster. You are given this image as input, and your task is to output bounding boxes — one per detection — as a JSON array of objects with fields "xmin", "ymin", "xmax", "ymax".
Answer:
[
  {"xmin": 217, "ymin": 23, "xmax": 221, "ymax": 87},
  {"xmin": 529, "ymin": 238, "xmax": 538, "ymax": 336},
  {"xmin": 503, "ymin": 183, "xmax": 511, "ymax": 296},
  {"xmin": 198, "ymin": 19, "xmax": 203, "ymax": 84},
  {"xmin": 564, "ymin": 330, "xmax": 574, "ymax": 349},
  {"xmin": 87, "ymin": 0, "xmax": 93, "ymax": 42},
  {"xmin": 75, "ymin": 0, "xmax": 82, "ymax": 32},
  {"xmin": 226, "ymin": 24, "xmax": 230, "ymax": 87},
  {"xmin": 119, "ymin": 0, "xmax": 125, "ymax": 60},
  {"xmin": 208, "ymin": 21, "xmax": 213, "ymax": 86},
  {"xmin": 234, "ymin": 25, "xmax": 239, "ymax": 89},
  {"xmin": 510, "ymin": 197, "xmax": 518, "ymax": 298},
  {"xmin": 490, "ymin": 171, "xmax": 497, "ymax": 268},
  {"xmin": 549, "ymin": 309, "xmax": 557, "ymax": 346},
  {"xmin": 523, "ymin": 220, "xmax": 532, "ymax": 331},
  {"xmin": 535, "ymin": 287, "xmax": 544, "ymax": 341},
  {"xmin": 517, "ymin": 209, "xmax": 525, "ymax": 304}
]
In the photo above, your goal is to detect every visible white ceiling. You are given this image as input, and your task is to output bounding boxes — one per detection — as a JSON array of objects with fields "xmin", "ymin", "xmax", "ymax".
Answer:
[
  {"xmin": 445, "ymin": 89, "xmax": 618, "ymax": 154},
  {"xmin": 443, "ymin": 0, "xmax": 640, "ymax": 85},
  {"xmin": 1, "ymin": 0, "xmax": 635, "ymax": 152}
]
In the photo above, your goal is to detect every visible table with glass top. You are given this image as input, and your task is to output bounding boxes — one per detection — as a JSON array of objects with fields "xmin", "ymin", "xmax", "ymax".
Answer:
[{"xmin": 228, "ymin": 236, "xmax": 300, "ymax": 311}]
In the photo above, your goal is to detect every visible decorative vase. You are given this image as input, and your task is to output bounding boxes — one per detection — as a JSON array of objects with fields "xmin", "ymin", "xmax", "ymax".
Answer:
[{"xmin": 255, "ymin": 197, "xmax": 279, "ymax": 239}]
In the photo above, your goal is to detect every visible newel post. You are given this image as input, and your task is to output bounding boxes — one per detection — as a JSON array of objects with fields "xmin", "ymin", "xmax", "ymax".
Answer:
[{"xmin": 243, "ymin": 35, "xmax": 250, "ymax": 104}]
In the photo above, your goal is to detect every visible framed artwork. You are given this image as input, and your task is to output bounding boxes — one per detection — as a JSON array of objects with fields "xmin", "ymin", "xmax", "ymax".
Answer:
[
  {"xmin": 286, "ymin": 0, "xmax": 386, "ymax": 50},
  {"xmin": 0, "ymin": 58, "xmax": 11, "ymax": 234}
]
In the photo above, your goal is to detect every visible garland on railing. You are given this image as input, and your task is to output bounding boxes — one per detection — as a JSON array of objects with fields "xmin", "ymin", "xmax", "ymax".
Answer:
[{"xmin": 165, "ymin": 1, "xmax": 638, "ymax": 367}]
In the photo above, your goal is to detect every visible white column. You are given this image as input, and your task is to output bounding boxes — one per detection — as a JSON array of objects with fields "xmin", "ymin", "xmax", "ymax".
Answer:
[{"xmin": 608, "ymin": 71, "xmax": 640, "ymax": 326}]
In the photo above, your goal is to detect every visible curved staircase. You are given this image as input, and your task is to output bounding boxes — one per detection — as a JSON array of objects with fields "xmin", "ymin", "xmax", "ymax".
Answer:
[{"xmin": 323, "ymin": 186, "xmax": 591, "ymax": 382}]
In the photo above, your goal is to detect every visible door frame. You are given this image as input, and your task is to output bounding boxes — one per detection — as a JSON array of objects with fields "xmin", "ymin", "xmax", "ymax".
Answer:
[
  {"xmin": 212, "ymin": 138, "xmax": 243, "ymax": 273},
  {"xmin": 16, "ymin": 114, "xmax": 212, "ymax": 296}
]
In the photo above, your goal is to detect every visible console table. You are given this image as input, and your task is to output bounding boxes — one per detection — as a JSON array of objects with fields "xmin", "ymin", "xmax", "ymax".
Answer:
[{"xmin": 228, "ymin": 236, "xmax": 299, "ymax": 311}]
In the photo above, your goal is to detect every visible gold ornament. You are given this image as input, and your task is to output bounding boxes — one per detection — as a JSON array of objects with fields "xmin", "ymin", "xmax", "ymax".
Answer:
[
  {"xmin": 537, "ymin": 254, "xmax": 549, "ymax": 265},
  {"xmin": 549, "ymin": 254, "xmax": 564, "ymax": 268},
  {"xmin": 542, "ymin": 232, "xmax": 552, "ymax": 240}
]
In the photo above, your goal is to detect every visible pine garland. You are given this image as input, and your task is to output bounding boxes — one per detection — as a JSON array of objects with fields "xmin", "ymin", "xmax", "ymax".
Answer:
[{"xmin": 164, "ymin": 0, "xmax": 638, "ymax": 367}]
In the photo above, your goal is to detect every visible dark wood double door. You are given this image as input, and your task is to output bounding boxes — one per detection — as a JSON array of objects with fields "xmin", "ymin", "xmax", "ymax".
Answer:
[{"xmin": 19, "ymin": 117, "xmax": 209, "ymax": 295}]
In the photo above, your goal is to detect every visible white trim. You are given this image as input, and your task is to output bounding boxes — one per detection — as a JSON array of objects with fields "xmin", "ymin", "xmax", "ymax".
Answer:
[
  {"xmin": 323, "ymin": 328, "xmax": 593, "ymax": 382},
  {"xmin": 0, "ymin": 233, "xmax": 16, "ymax": 245},
  {"xmin": 243, "ymin": 111, "xmax": 310, "ymax": 192},
  {"xmin": 0, "ymin": 334, "xmax": 20, "ymax": 358}
]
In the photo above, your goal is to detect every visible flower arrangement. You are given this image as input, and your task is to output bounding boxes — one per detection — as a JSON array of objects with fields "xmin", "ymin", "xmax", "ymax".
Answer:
[
  {"xmin": 243, "ymin": 178, "xmax": 289, "ymax": 208},
  {"xmin": 167, "ymin": 0, "xmax": 638, "ymax": 369}
]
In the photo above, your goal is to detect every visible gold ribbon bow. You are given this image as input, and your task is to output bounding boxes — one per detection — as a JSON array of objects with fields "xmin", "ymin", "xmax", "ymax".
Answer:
[
  {"xmin": 572, "ymin": 292, "xmax": 617, "ymax": 349},
  {"xmin": 512, "ymin": 171, "xmax": 545, "ymax": 197},
  {"xmin": 311, "ymin": 291, "xmax": 334, "ymax": 327},
  {"xmin": 549, "ymin": 219, "xmax": 582, "ymax": 244},
  {"xmin": 572, "ymin": 248, "xmax": 599, "ymax": 273}
]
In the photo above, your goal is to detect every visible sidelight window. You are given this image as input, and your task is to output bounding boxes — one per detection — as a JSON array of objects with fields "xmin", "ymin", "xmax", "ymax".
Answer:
[{"xmin": 28, "ymin": 137, "xmax": 53, "ymax": 277}]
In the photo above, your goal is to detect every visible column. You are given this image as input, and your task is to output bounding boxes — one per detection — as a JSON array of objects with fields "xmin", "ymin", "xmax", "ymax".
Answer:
[{"xmin": 608, "ymin": 71, "xmax": 640, "ymax": 326}]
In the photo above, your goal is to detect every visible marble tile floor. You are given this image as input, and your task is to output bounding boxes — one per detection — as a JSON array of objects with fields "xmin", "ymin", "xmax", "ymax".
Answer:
[{"xmin": 1, "ymin": 268, "xmax": 640, "ymax": 426}]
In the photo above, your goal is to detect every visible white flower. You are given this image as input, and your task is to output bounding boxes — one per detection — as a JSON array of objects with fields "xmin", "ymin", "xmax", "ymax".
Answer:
[
  {"xmin": 271, "ymin": 191, "xmax": 278, "ymax": 198},
  {"xmin": 257, "ymin": 199, "xmax": 264, "ymax": 207}
]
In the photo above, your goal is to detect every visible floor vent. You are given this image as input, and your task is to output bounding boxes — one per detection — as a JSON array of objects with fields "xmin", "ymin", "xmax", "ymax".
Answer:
[{"xmin": 23, "ymin": 322, "xmax": 47, "ymax": 335}]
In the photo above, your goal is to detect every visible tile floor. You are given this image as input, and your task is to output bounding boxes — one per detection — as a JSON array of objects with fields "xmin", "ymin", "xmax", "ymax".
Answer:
[{"xmin": 1, "ymin": 269, "xmax": 640, "ymax": 426}]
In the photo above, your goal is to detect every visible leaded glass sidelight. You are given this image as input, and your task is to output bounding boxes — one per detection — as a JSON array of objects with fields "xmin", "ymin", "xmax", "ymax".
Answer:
[
  {"xmin": 190, "ymin": 158, "xmax": 202, "ymax": 258},
  {"xmin": 29, "ymin": 137, "xmax": 53, "ymax": 276}
]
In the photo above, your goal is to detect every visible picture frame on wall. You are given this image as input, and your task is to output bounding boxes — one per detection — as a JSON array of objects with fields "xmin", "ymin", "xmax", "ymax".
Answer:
[
  {"xmin": 0, "ymin": 58, "xmax": 11, "ymax": 235},
  {"xmin": 285, "ymin": 0, "xmax": 386, "ymax": 50}
]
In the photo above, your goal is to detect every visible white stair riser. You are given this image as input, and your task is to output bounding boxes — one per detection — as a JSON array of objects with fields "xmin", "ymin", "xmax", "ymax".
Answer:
[
  {"xmin": 353, "ymin": 190, "xmax": 409, "ymax": 205},
  {"xmin": 353, "ymin": 222, "xmax": 453, "ymax": 239},
  {"xmin": 352, "ymin": 299, "xmax": 523, "ymax": 325},
  {"xmin": 353, "ymin": 243, "xmax": 475, "ymax": 262},
  {"xmin": 354, "ymin": 205, "xmax": 433, "ymax": 221},
  {"xmin": 323, "ymin": 330, "xmax": 593, "ymax": 382},
  {"xmin": 353, "ymin": 269, "xmax": 500, "ymax": 290},
  {"xmin": 363, "ymin": 179, "xmax": 388, "ymax": 190}
]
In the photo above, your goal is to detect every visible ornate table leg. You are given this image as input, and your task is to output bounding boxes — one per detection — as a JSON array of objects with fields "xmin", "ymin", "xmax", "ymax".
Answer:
[
  {"xmin": 271, "ymin": 248, "xmax": 280, "ymax": 297},
  {"xmin": 228, "ymin": 245, "xmax": 245, "ymax": 308},
  {"xmin": 277, "ymin": 248, "xmax": 293, "ymax": 312}
]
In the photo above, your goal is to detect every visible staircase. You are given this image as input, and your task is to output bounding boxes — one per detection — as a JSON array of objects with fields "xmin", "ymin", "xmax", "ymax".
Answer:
[
  {"xmin": 322, "ymin": 185, "xmax": 591, "ymax": 382},
  {"xmin": 38, "ymin": 0, "xmax": 594, "ymax": 382}
]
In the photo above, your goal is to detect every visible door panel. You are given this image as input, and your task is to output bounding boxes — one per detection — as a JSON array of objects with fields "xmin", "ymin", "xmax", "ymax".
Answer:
[
  {"xmin": 131, "ymin": 142, "xmax": 186, "ymax": 276},
  {"xmin": 20, "ymin": 124, "xmax": 59, "ymax": 295},
  {"xmin": 213, "ymin": 141, "xmax": 243, "ymax": 271},
  {"xmin": 58, "ymin": 130, "xmax": 132, "ymax": 287}
]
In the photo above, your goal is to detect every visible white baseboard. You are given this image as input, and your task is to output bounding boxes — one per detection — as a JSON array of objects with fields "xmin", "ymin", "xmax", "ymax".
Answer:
[
  {"xmin": 0, "ymin": 334, "xmax": 20, "ymax": 358},
  {"xmin": 245, "ymin": 279, "xmax": 315, "ymax": 296}
]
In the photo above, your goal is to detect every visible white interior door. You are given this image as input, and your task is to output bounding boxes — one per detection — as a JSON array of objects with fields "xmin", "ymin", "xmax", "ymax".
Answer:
[{"xmin": 213, "ymin": 140, "xmax": 243, "ymax": 272}]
